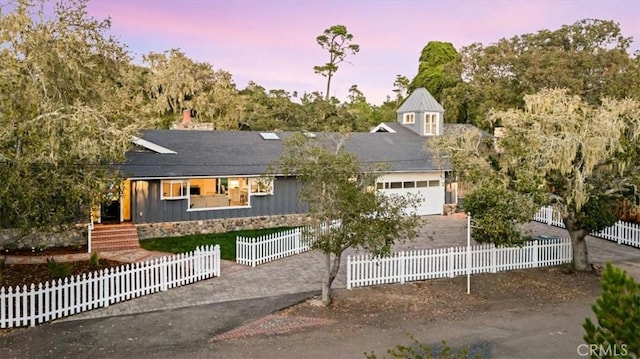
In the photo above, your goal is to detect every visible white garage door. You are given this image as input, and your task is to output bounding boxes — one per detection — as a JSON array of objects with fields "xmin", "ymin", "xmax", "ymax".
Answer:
[{"xmin": 377, "ymin": 176, "xmax": 444, "ymax": 215}]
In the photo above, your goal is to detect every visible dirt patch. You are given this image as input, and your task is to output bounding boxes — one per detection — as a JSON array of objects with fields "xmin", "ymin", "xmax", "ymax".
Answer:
[
  {"xmin": 2, "ymin": 245, "xmax": 88, "ymax": 257},
  {"xmin": 209, "ymin": 266, "xmax": 602, "ymax": 358},
  {"xmin": 280, "ymin": 266, "xmax": 600, "ymax": 329},
  {"xmin": 1, "ymin": 258, "xmax": 124, "ymax": 288}
]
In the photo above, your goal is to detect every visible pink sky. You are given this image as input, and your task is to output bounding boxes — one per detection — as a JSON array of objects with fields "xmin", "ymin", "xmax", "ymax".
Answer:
[{"xmin": 87, "ymin": 0, "xmax": 640, "ymax": 105}]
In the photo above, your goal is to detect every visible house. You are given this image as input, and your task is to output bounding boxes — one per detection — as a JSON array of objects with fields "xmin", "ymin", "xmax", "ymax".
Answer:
[{"xmin": 109, "ymin": 88, "xmax": 464, "ymax": 238}]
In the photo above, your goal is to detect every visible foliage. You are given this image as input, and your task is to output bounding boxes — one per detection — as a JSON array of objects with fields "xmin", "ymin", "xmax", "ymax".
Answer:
[
  {"xmin": 142, "ymin": 49, "xmax": 242, "ymax": 130},
  {"xmin": 46, "ymin": 258, "xmax": 73, "ymax": 279},
  {"xmin": 0, "ymin": 0, "xmax": 144, "ymax": 236},
  {"xmin": 431, "ymin": 89, "xmax": 640, "ymax": 270},
  {"xmin": 583, "ymin": 263, "xmax": 640, "ymax": 357},
  {"xmin": 140, "ymin": 227, "xmax": 294, "ymax": 261},
  {"xmin": 278, "ymin": 133, "xmax": 421, "ymax": 305},
  {"xmin": 89, "ymin": 251, "xmax": 100, "ymax": 269},
  {"xmin": 462, "ymin": 187, "xmax": 537, "ymax": 246},
  {"xmin": 314, "ymin": 25, "xmax": 360, "ymax": 100},
  {"xmin": 365, "ymin": 336, "xmax": 476, "ymax": 359},
  {"xmin": 445, "ymin": 19, "xmax": 640, "ymax": 129},
  {"xmin": 410, "ymin": 41, "xmax": 461, "ymax": 110}
]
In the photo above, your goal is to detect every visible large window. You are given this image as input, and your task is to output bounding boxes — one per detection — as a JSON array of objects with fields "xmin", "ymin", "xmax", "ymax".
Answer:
[
  {"xmin": 162, "ymin": 178, "xmax": 250, "ymax": 209},
  {"xmin": 188, "ymin": 177, "xmax": 248, "ymax": 209},
  {"xmin": 250, "ymin": 177, "xmax": 274, "ymax": 196},
  {"xmin": 424, "ymin": 113, "xmax": 438, "ymax": 135},
  {"xmin": 161, "ymin": 180, "xmax": 187, "ymax": 199}
]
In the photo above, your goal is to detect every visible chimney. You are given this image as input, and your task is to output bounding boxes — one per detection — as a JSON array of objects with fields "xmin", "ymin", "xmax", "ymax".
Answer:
[{"xmin": 182, "ymin": 109, "xmax": 191, "ymax": 125}]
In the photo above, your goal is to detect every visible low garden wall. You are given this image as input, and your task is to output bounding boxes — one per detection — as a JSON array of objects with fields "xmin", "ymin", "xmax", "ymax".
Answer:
[
  {"xmin": 135, "ymin": 214, "xmax": 312, "ymax": 240},
  {"xmin": 0, "ymin": 228, "xmax": 86, "ymax": 250}
]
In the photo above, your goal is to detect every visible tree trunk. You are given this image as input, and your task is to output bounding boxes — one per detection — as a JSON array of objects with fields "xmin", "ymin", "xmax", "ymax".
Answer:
[
  {"xmin": 325, "ymin": 74, "xmax": 333, "ymax": 101},
  {"xmin": 321, "ymin": 250, "xmax": 343, "ymax": 306},
  {"xmin": 564, "ymin": 216, "xmax": 590, "ymax": 271}
]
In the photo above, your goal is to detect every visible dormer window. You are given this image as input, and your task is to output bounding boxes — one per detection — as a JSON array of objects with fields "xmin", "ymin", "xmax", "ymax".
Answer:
[
  {"xmin": 424, "ymin": 113, "xmax": 438, "ymax": 135},
  {"xmin": 403, "ymin": 113, "xmax": 415, "ymax": 124}
]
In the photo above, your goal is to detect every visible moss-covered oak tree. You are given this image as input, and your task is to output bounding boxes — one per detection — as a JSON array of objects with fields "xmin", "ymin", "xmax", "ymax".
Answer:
[{"xmin": 432, "ymin": 89, "xmax": 640, "ymax": 270}]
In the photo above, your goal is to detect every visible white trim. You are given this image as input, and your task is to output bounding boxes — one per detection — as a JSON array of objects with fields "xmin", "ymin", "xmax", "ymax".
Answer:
[
  {"xmin": 131, "ymin": 136, "xmax": 177, "ymax": 154},
  {"xmin": 187, "ymin": 205, "xmax": 251, "ymax": 212},
  {"xmin": 249, "ymin": 177, "xmax": 274, "ymax": 196},
  {"xmin": 424, "ymin": 112, "xmax": 438, "ymax": 136},
  {"xmin": 160, "ymin": 180, "xmax": 188, "ymax": 200},
  {"xmin": 369, "ymin": 123, "xmax": 397, "ymax": 133},
  {"xmin": 402, "ymin": 112, "xmax": 415, "ymax": 124},
  {"xmin": 126, "ymin": 174, "xmax": 276, "ymax": 181}
]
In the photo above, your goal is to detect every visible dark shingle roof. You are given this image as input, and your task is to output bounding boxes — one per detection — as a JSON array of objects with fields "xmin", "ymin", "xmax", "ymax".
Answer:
[
  {"xmin": 397, "ymin": 87, "xmax": 444, "ymax": 113},
  {"xmin": 122, "ymin": 124, "xmax": 454, "ymax": 178}
]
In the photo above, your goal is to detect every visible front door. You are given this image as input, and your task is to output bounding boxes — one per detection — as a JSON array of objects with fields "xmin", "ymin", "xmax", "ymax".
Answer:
[
  {"xmin": 100, "ymin": 198, "xmax": 121, "ymax": 223},
  {"xmin": 100, "ymin": 183, "xmax": 122, "ymax": 224}
]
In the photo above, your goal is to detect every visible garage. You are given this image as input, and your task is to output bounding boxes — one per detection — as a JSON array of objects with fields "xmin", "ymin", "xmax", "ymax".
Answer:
[{"xmin": 376, "ymin": 172, "xmax": 445, "ymax": 216}]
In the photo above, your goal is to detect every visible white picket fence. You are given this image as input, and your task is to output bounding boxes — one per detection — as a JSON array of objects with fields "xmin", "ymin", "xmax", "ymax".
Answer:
[
  {"xmin": 0, "ymin": 245, "xmax": 220, "ymax": 328},
  {"xmin": 236, "ymin": 228, "xmax": 311, "ymax": 267},
  {"xmin": 533, "ymin": 206, "xmax": 640, "ymax": 248},
  {"xmin": 236, "ymin": 222, "xmax": 339, "ymax": 267},
  {"xmin": 347, "ymin": 238, "xmax": 572, "ymax": 289}
]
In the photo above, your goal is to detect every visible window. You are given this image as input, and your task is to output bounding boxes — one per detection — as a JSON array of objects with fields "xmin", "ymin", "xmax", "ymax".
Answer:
[
  {"xmin": 161, "ymin": 180, "xmax": 188, "ymax": 200},
  {"xmin": 187, "ymin": 177, "xmax": 249, "ymax": 209},
  {"xmin": 376, "ymin": 182, "xmax": 384, "ymax": 190},
  {"xmin": 250, "ymin": 177, "xmax": 274, "ymax": 195},
  {"xmin": 403, "ymin": 181, "xmax": 415, "ymax": 188},
  {"xmin": 390, "ymin": 182, "xmax": 403, "ymax": 189},
  {"xmin": 428, "ymin": 180, "xmax": 441, "ymax": 187},
  {"xmin": 403, "ymin": 112, "xmax": 415, "ymax": 124},
  {"xmin": 424, "ymin": 113, "xmax": 438, "ymax": 135}
]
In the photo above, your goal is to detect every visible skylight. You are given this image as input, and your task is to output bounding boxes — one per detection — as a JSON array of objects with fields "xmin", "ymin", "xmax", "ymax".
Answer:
[
  {"xmin": 260, "ymin": 132, "xmax": 280, "ymax": 140},
  {"xmin": 131, "ymin": 136, "xmax": 177, "ymax": 154}
]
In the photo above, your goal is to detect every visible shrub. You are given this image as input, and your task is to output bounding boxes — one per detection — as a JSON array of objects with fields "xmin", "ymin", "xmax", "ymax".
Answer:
[
  {"xmin": 365, "ymin": 336, "xmax": 477, "ymax": 359},
  {"xmin": 89, "ymin": 251, "xmax": 100, "ymax": 269},
  {"xmin": 583, "ymin": 263, "xmax": 640, "ymax": 357},
  {"xmin": 46, "ymin": 258, "xmax": 73, "ymax": 279}
]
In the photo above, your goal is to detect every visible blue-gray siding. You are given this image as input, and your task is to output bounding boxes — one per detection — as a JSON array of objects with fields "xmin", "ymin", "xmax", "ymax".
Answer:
[{"xmin": 131, "ymin": 177, "xmax": 305, "ymax": 223}]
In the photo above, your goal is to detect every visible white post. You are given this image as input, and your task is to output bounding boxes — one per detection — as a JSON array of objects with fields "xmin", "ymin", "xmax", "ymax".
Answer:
[
  {"xmin": 346, "ymin": 255, "xmax": 352, "ymax": 290},
  {"xmin": 399, "ymin": 251, "xmax": 405, "ymax": 284},
  {"xmin": 467, "ymin": 213, "xmax": 471, "ymax": 294}
]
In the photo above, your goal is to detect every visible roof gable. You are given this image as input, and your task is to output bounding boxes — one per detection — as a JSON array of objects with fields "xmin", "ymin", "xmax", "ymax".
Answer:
[{"xmin": 397, "ymin": 88, "xmax": 444, "ymax": 113}]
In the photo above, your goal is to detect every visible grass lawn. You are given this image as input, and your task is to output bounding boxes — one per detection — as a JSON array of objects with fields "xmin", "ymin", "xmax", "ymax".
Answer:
[{"xmin": 140, "ymin": 227, "xmax": 295, "ymax": 261}]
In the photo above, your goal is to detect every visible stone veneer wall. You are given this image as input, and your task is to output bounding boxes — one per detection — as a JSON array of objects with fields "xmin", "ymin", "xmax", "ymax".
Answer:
[
  {"xmin": 136, "ymin": 214, "xmax": 312, "ymax": 239},
  {"xmin": 0, "ymin": 228, "xmax": 86, "ymax": 250}
]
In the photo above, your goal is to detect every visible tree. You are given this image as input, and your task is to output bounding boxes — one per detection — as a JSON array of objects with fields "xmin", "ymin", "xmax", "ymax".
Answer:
[
  {"xmin": 0, "ymin": 0, "xmax": 142, "ymax": 238},
  {"xmin": 431, "ymin": 89, "xmax": 640, "ymax": 270},
  {"xmin": 239, "ymin": 82, "xmax": 304, "ymax": 131},
  {"xmin": 278, "ymin": 134, "xmax": 421, "ymax": 305},
  {"xmin": 446, "ymin": 19, "xmax": 640, "ymax": 129},
  {"xmin": 409, "ymin": 41, "xmax": 460, "ymax": 105},
  {"xmin": 143, "ymin": 49, "xmax": 242, "ymax": 130},
  {"xmin": 392, "ymin": 74, "xmax": 411, "ymax": 105},
  {"xmin": 313, "ymin": 25, "xmax": 360, "ymax": 100},
  {"xmin": 583, "ymin": 263, "xmax": 640, "ymax": 357}
]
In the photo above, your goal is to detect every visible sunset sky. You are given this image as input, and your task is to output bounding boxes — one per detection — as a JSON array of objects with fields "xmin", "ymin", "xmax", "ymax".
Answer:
[{"xmin": 86, "ymin": 0, "xmax": 640, "ymax": 105}]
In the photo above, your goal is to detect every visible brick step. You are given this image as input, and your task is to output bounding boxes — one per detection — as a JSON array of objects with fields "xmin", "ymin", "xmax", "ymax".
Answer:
[
  {"xmin": 92, "ymin": 243, "xmax": 141, "ymax": 251},
  {"xmin": 91, "ymin": 227, "xmax": 137, "ymax": 233},
  {"xmin": 93, "ymin": 223, "xmax": 135, "ymax": 228},
  {"xmin": 90, "ymin": 223, "xmax": 140, "ymax": 252},
  {"xmin": 92, "ymin": 234, "xmax": 138, "ymax": 240},
  {"xmin": 91, "ymin": 238, "xmax": 140, "ymax": 251}
]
